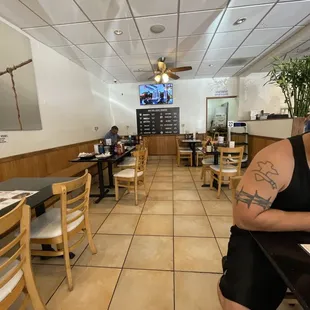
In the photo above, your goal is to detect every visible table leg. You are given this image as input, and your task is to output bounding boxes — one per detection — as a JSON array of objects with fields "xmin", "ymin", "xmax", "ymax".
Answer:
[
  {"xmin": 92, "ymin": 161, "xmax": 111, "ymax": 203},
  {"xmin": 35, "ymin": 204, "xmax": 76, "ymax": 259},
  {"xmin": 108, "ymin": 161, "xmax": 114, "ymax": 187},
  {"xmin": 192, "ymin": 143, "xmax": 197, "ymax": 167}
]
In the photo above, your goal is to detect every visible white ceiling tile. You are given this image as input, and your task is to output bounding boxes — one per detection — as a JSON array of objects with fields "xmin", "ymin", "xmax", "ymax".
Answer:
[
  {"xmin": 136, "ymin": 74, "xmax": 153, "ymax": 82},
  {"xmin": 129, "ymin": 65, "xmax": 153, "ymax": 78},
  {"xmin": 53, "ymin": 45, "xmax": 87, "ymax": 59},
  {"xmin": 0, "ymin": 0, "xmax": 47, "ymax": 28},
  {"xmin": 75, "ymin": 0, "xmax": 131, "ymax": 20},
  {"xmin": 128, "ymin": 0, "xmax": 178, "ymax": 16},
  {"xmin": 204, "ymin": 47, "xmax": 236, "ymax": 60},
  {"xmin": 177, "ymin": 50, "xmax": 205, "ymax": 62},
  {"xmin": 54, "ymin": 22, "xmax": 104, "ymax": 45},
  {"xmin": 211, "ymin": 30, "xmax": 251, "ymax": 48},
  {"xmin": 106, "ymin": 66, "xmax": 132, "ymax": 75},
  {"xmin": 198, "ymin": 60, "xmax": 227, "ymax": 75},
  {"xmin": 178, "ymin": 34, "xmax": 212, "ymax": 51},
  {"xmin": 299, "ymin": 13, "xmax": 310, "ymax": 26},
  {"xmin": 258, "ymin": 1, "xmax": 310, "ymax": 28},
  {"xmin": 215, "ymin": 65, "xmax": 244, "ymax": 76},
  {"xmin": 93, "ymin": 56, "xmax": 124, "ymax": 67},
  {"xmin": 148, "ymin": 53, "xmax": 176, "ymax": 64},
  {"xmin": 195, "ymin": 75, "xmax": 215, "ymax": 79},
  {"xmin": 229, "ymin": 0, "xmax": 275, "ymax": 7},
  {"xmin": 136, "ymin": 14, "xmax": 177, "ymax": 39},
  {"xmin": 24, "ymin": 26, "xmax": 70, "ymax": 46},
  {"xmin": 232, "ymin": 45, "xmax": 269, "ymax": 58},
  {"xmin": 110, "ymin": 40, "xmax": 146, "ymax": 56},
  {"xmin": 243, "ymin": 27, "xmax": 291, "ymax": 46},
  {"xmin": 20, "ymin": 0, "xmax": 87, "ymax": 24},
  {"xmin": 113, "ymin": 72, "xmax": 136, "ymax": 80},
  {"xmin": 218, "ymin": 4, "xmax": 273, "ymax": 32},
  {"xmin": 121, "ymin": 54, "xmax": 150, "ymax": 65},
  {"xmin": 179, "ymin": 10, "xmax": 223, "ymax": 36},
  {"xmin": 94, "ymin": 19, "xmax": 140, "ymax": 42},
  {"xmin": 144, "ymin": 37, "xmax": 177, "ymax": 54},
  {"xmin": 180, "ymin": 0, "xmax": 228, "ymax": 13},
  {"xmin": 78, "ymin": 42, "xmax": 116, "ymax": 57}
]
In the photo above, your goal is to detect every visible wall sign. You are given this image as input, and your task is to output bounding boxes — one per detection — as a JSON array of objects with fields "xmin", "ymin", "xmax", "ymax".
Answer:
[
  {"xmin": 0, "ymin": 134, "xmax": 8, "ymax": 143},
  {"xmin": 136, "ymin": 107, "xmax": 180, "ymax": 135},
  {"xmin": 215, "ymin": 90, "xmax": 229, "ymax": 97}
]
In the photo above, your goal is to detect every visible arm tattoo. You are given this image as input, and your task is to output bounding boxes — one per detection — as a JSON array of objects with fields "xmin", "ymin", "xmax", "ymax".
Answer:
[
  {"xmin": 236, "ymin": 187, "xmax": 272, "ymax": 210},
  {"xmin": 252, "ymin": 161, "xmax": 279, "ymax": 189}
]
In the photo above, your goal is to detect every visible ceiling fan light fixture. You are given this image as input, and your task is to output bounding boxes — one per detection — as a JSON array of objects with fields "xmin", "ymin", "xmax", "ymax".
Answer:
[
  {"xmin": 154, "ymin": 74, "xmax": 162, "ymax": 83},
  {"xmin": 233, "ymin": 17, "xmax": 247, "ymax": 26},
  {"xmin": 114, "ymin": 29, "xmax": 123, "ymax": 35},
  {"xmin": 150, "ymin": 24, "xmax": 165, "ymax": 34},
  {"xmin": 162, "ymin": 73, "xmax": 169, "ymax": 83}
]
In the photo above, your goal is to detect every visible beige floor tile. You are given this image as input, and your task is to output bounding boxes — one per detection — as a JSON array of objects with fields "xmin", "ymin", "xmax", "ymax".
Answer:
[
  {"xmin": 158, "ymin": 163, "xmax": 173, "ymax": 167},
  {"xmin": 153, "ymin": 176, "xmax": 173, "ymax": 182},
  {"xmin": 174, "ymin": 200, "xmax": 205, "ymax": 215},
  {"xmin": 174, "ymin": 190, "xmax": 200, "ymax": 201},
  {"xmin": 147, "ymin": 166, "xmax": 158, "ymax": 171},
  {"xmin": 124, "ymin": 236, "xmax": 173, "ymax": 270},
  {"xmin": 173, "ymin": 170, "xmax": 191, "ymax": 176},
  {"xmin": 145, "ymin": 176, "xmax": 154, "ymax": 183},
  {"xmin": 150, "ymin": 182, "xmax": 173, "ymax": 190},
  {"xmin": 145, "ymin": 171, "xmax": 156, "ymax": 176},
  {"xmin": 148, "ymin": 190, "xmax": 173, "ymax": 201},
  {"xmin": 173, "ymin": 182, "xmax": 196, "ymax": 190},
  {"xmin": 209, "ymin": 216, "xmax": 233, "ymax": 238},
  {"xmin": 98, "ymin": 214, "xmax": 139, "ymax": 235},
  {"xmin": 76, "ymin": 234, "xmax": 131, "ymax": 267},
  {"xmin": 175, "ymin": 272, "xmax": 222, "ymax": 310},
  {"xmin": 89, "ymin": 200, "xmax": 116, "ymax": 214},
  {"xmin": 174, "ymin": 216, "xmax": 214, "ymax": 237},
  {"xmin": 32, "ymin": 233, "xmax": 91, "ymax": 266},
  {"xmin": 109, "ymin": 269, "xmax": 173, "ymax": 310},
  {"xmin": 121, "ymin": 191, "xmax": 147, "ymax": 202},
  {"xmin": 143, "ymin": 200, "xmax": 173, "ymax": 214},
  {"xmin": 174, "ymin": 237, "xmax": 222, "ymax": 272},
  {"xmin": 89, "ymin": 213, "xmax": 109, "ymax": 233},
  {"xmin": 157, "ymin": 166, "xmax": 172, "ymax": 171},
  {"xmin": 192, "ymin": 174, "xmax": 204, "ymax": 182},
  {"xmin": 173, "ymin": 167, "xmax": 190, "ymax": 171},
  {"xmin": 198, "ymin": 189, "xmax": 228, "ymax": 201},
  {"xmin": 136, "ymin": 215, "xmax": 173, "ymax": 236},
  {"xmin": 111, "ymin": 200, "xmax": 144, "ymax": 214},
  {"xmin": 203, "ymin": 200, "xmax": 233, "ymax": 216},
  {"xmin": 217, "ymin": 238, "xmax": 229, "ymax": 256},
  {"xmin": 47, "ymin": 267, "xmax": 120, "ymax": 310},
  {"xmin": 173, "ymin": 175, "xmax": 193, "ymax": 182},
  {"xmin": 33, "ymin": 265, "xmax": 66, "ymax": 303},
  {"xmin": 189, "ymin": 169, "xmax": 201, "ymax": 176},
  {"xmin": 155, "ymin": 171, "xmax": 173, "ymax": 177}
]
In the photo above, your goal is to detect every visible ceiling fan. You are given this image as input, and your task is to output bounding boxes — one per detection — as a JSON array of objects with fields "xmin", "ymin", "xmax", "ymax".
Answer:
[{"xmin": 134, "ymin": 57, "xmax": 192, "ymax": 83}]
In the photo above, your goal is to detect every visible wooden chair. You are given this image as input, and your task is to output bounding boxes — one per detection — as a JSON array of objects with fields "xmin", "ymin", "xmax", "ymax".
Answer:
[
  {"xmin": 0, "ymin": 199, "xmax": 46, "ymax": 310},
  {"xmin": 176, "ymin": 138, "xmax": 192, "ymax": 167},
  {"xmin": 210, "ymin": 146, "xmax": 244, "ymax": 198},
  {"xmin": 114, "ymin": 149, "xmax": 148, "ymax": 205},
  {"xmin": 30, "ymin": 171, "xmax": 97, "ymax": 291},
  {"xmin": 118, "ymin": 144, "xmax": 148, "ymax": 170}
]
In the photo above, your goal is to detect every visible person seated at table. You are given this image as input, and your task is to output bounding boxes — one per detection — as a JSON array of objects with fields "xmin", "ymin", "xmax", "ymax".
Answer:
[
  {"xmin": 218, "ymin": 132, "xmax": 310, "ymax": 310},
  {"xmin": 104, "ymin": 126, "xmax": 120, "ymax": 145}
]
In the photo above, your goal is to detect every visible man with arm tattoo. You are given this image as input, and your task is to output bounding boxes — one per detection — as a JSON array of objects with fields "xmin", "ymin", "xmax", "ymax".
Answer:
[{"xmin": 218, "ymin": 132, "xmax": 310, "ymax": 310}]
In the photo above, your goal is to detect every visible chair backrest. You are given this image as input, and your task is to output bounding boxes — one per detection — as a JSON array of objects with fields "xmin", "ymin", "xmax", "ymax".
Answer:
[
  {"xmin": 218, "ymin": 146, "xmax": 244, "ymax": 175},
  {"xmin": 0, "ymin": 199, "xmax": 44, "ymax": 309},
  {"xmin": 176, "ymin": 138, "xmax": 181, "ymax": 153},
  {"xmin": 133, "ymin": 149, "xmax": 147, "ymax": 174},
  {"xmin": 143, "ymin": 137, "xmax": 150, "ymax": 148},
  {"xmin": 52, "ymin": 170, "xmax": 91, "ymax": 235}
]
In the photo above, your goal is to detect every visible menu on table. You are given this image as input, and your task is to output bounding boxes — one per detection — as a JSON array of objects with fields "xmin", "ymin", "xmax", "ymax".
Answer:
[
  {"xmin": 0, "ymin": 190, "xmax": 38, "ymax": 210},
  {"xmin": 136, "ymin": 107, "xmax": 180, "ymax": 135}
]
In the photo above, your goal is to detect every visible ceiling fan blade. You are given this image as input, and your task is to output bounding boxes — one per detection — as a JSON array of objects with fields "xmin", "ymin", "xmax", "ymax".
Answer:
[
  {"xmin": 167, "ymin": 72, "xmax": 180, "ymax": 80},
  {"xmin": 148, "ymin": 76, "xmax": 155, "ymax": 80},
  {"xmin": 169, "ymin": 66, "xmax": 192, "ymax": 72}
]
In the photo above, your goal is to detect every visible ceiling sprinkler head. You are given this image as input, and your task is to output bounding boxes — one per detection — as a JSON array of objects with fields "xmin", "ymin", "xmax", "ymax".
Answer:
[
  {"xmin": 233, "ymin": 17, "xmax": 247, "ymax": 25},
  {"xmin": 150, "ymin": 24, "xmax": 165, "ymax": 34}
]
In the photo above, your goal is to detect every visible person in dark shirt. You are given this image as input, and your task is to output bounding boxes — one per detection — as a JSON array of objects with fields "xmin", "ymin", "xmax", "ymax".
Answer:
[{"xmin": 104, "ymin": 126, "xmax": 120, "ymax": 145}]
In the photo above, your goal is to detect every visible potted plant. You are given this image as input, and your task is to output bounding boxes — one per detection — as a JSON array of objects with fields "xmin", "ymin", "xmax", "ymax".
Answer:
[{"xmin": 266, "ymin": 56, "xmax": 310, "ymax": 135}]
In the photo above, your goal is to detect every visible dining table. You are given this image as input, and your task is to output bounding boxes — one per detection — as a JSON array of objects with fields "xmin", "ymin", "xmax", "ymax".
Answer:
[
  {"xmin": 182, "ymin": 139, "xmax": 202, "ymax": 167},
  {"xmin": 70, "ymin": 146, "xmax": 136, "ymax": 203},
  {"xmin": 251, "ymin": 231, "xmax": 310, "ymax": 309}
]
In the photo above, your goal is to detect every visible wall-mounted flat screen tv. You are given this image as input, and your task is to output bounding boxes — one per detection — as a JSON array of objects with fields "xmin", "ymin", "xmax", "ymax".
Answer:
[{"xmin": 139, "ymin": 83, "xmax": 173, "ymax": 105}]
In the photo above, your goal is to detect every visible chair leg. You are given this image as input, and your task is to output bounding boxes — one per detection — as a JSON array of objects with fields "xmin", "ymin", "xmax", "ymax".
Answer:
[
  {"xmin": 134, "ymin": 180, "xmax": 138, "ymax": 206},
  {"xmin": 85, "ymin": 213, "xmax": 97, "ymax": 254},
  {"xmin": 210, "ymin": 172, "xmax": 214, "ymax": 190},
  {"xmin": 115, "ymin": 178, "xmax": 119, "ymax": 201},
  {"xmin": 127, "ymin": 181, "xmax": 131, "ymax": 193},
  {"xmin": 63, "ymin": 237, "xmax": 73, "ymax": 291},
  {"xmin": 177, "ymin": 154, "xmax": 180, "ymax": 167},
  {"xmin": 203, "ymin": 167, "xmax": 207, "ymax": 184},
  {"xmin": 217, "ymin": 178, "xmax": 222, "ymax": 199},
  {"xmin": 190, "ymin": 155, "xmax": 192, "ymax": 167},
  {"xmin": 201, "ymin": 166, "xmax": 204, "ymax": 180}
]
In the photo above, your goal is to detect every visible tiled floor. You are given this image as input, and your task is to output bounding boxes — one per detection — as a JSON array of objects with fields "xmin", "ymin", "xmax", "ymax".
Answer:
[{"xmin": 21, "ymin": 156, "xmax": 302, "ymax": 310}]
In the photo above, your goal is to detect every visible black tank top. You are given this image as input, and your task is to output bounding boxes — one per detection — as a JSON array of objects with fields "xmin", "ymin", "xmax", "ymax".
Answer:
[{"xmin": 271, "ymin": 133, "xmax": 310, "ymax": 212}]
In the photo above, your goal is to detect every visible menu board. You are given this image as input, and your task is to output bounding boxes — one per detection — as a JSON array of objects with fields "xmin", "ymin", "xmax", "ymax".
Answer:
[{"xmin": 136, "ymin": 107, "xmax": 180, "ymax": 135}]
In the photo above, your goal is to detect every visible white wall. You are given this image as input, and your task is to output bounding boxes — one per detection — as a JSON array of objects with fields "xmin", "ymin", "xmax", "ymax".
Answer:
[
  {"xmin": 0, "ymin": 19, "xmax": 111, "ymax": 158},
  {"xmin": 238, "ymin": 72, "xmax": 285, "ymax": 120},
  {"xmin": 109, "ymin": 78, "xmax": 238, "ymax": 135}
]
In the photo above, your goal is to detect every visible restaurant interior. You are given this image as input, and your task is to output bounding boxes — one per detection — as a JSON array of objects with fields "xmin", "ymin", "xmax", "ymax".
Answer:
[{"xmin": 1, "ymin": 0, "xmax": 310, "ymax": 309}]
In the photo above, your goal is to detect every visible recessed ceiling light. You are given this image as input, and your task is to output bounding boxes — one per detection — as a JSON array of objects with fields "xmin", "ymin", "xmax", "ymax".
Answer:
[
  {"xmin": 114, "ymin": 29, "xmax": 123, "ymax": 35},
  {"xmin": 233, "ymin": 17, "xmax": 247, "ymax": 26},
  {"xmin": 209, "ymin": 64, "xmax": 214, "ymax": 67},
  {"xmin": 150, "ymin": 24, "xmax": 165, "ymax": 34}
]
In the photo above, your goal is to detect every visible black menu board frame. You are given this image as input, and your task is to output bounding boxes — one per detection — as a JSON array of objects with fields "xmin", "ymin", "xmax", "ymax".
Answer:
[{"xmin": 136, "ymin": 107, "xmax": 180, "ymax": 135}]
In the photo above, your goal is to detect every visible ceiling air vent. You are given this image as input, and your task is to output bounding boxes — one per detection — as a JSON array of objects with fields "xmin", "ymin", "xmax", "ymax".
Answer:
[{"xmin": 224, "ymin": 57, "xmax": 254, "ymax": 67}]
